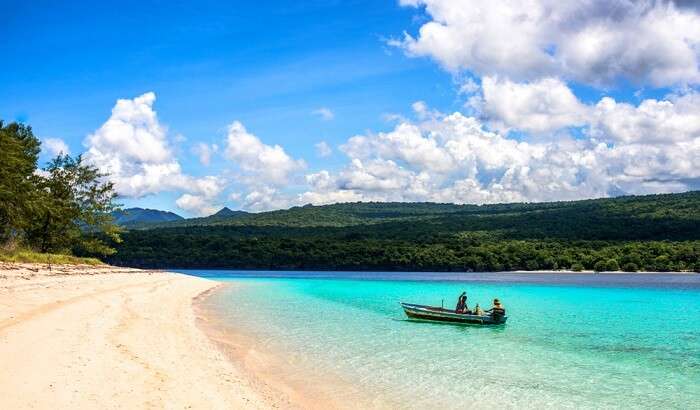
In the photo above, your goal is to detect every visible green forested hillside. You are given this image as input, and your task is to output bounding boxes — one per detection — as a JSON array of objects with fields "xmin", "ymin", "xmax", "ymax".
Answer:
[{"xmin": 108, "ymin": 192, "xmax": 700, "ymax": 272}]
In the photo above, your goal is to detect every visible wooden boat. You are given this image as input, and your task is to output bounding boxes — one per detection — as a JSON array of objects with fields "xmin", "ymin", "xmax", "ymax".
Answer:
[{"xmin": 400, "ymin": 302, "xmax": 507, "ymax": 325}]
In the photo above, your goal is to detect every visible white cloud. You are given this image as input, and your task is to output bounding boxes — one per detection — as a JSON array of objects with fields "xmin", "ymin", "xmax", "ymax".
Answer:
[
  {"xmin": 298, "ymin": 186, "xmax": 364, "ymax": 205},
  {"xmin": 83, "ymin": 91, "xmax": 700, "ymax": 213},
  {"xmin": 224, "ymin": 121, "xmax": 305, "ymax": 186},
  {"xmin": 84, "ymin": 92, "xmax": 223, "ymax": 198},
  {"xmin": 298, "ymin": 99, "xmax": 700, "ymax": 206},
  {"xmin": 458, "ymin": 77, "xmax": 480, "ymax": 95},
  {"xmin": 175, "ymin": 194, "xmax": 220, "ymax": 216},
  {"xmin": 475, "ymin": 76, "xmax": 589, "ymax": 133},
  {"xmin": 42, "ymin": 138, "xmax": 70, "ymax": 156},
  {"xmin": 315, "ymin": 141, "xmax": 333, "ymax": 157},
  {"xmin": 410, "ymin": 100, "xmax": 443, "ymax": 120},
  {"xmin": 312, "ymin": 107, "xmax": 335, "ymax": 121},
  {"xmin": 192, "ymin": 142, "xmax": 218, "ymax": 166},
  {"xmin": 189, "ymin": 175, "xmax": 224, "ymax": 198},
  {"xmin": 341, "ymin": 122, "xmax": 456, "ymax": 173},
  {"xmin": 396, "ymin": 0, "xmax": 700, "ymax": 87},
  {"xmin": 241, "ymin": 186, "xmax": 296, "ymax": 212},
  {"xmin": 591, "ymin": 92, "xmax": 700, "ymax": 144},
  {"xmin": 411, "ymin": 101, "xmax": 428, "ymax": 117},
  {"xmin": 471, "ymin": 77, "xmax": 700, "ymax": 145}
]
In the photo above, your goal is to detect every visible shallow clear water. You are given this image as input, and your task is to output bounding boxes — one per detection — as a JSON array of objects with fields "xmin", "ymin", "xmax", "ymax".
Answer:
[{"xmin": 181, "ymin": 270, "xmax": 700, "ymax": 409}]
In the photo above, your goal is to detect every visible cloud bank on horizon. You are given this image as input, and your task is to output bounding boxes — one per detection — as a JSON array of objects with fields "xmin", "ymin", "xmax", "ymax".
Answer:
[{"xmin": 62, "ymin": 0, "xmax": 700, "ymax": 215}]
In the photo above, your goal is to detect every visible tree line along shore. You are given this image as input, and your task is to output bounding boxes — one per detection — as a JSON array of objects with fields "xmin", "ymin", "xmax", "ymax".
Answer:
[
  {"xmin": 2, "ymin": 120, "xmax": 699, "ymax": 272},
  {"xmin": 109, "ymin": 193, "xmax": 699, "ymax": 273}
]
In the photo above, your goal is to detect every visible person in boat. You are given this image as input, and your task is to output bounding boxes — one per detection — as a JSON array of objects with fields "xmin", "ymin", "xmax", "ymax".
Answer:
[
  {"xmin": 461, "ymin": 294, "xmax": 472, "ymax": 314},
  {"xmin": 455, "ymin": 292, "xmax": 466, "ymax": 313},
  {"xmin": 485, "ymin": 298, "xmax": 505, "ymax": 318},
  {"xmin": 456, "ymin": 292, "xmax": 472, "ymax": 315},
  {"xmin": 473, "ymin": 303, "xmax": 483, "ymax": 315}
]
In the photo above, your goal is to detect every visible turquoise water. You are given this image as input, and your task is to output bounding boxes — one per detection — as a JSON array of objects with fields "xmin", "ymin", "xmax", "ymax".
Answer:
[{"xmin": 182, "ymin": 270, "xmax": 700, "ymax": 409}]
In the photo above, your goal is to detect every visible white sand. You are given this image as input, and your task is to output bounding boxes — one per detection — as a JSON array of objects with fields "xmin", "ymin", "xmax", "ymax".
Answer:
[{"xmin": 0, "ymin": 263, "xmax": 270, "ymax": 409}]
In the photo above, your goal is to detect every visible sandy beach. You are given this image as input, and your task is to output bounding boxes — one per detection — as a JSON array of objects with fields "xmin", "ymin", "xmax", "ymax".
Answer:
[{"xmin": 0, "ymin": 263, "xmax": 274, "ymax": 409}]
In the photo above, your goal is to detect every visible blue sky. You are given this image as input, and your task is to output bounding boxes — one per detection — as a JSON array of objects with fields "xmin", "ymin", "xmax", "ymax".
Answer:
[
  {"xmin": 2, "ymin": 1, "xmax": 699, "ymax": 216},
  {"xmin": 2, "ymin": 0, "xmax": 454, "ymax": 159}
]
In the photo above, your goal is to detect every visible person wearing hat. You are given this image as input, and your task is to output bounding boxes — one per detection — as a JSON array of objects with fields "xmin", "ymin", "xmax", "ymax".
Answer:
[{"xmin": 486, "ymin": 298, "xmax": 505, "ymax": 318}]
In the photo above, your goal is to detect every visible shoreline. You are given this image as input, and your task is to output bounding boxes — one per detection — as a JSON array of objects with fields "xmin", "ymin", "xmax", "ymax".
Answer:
[
  {"xmin": 500, "ymin": 269, "xmax": 698, "ymax": 274},
  {"xmin": 0, "ymin": 263, "xmax": 271, "ymax": 409},
  {"xmin": 123, "ymin": 266, "xmax": 699, "ymax": 275},
  {"xmin": 193, "ymin": 283, "xmax": 393, "ymax": 409}
]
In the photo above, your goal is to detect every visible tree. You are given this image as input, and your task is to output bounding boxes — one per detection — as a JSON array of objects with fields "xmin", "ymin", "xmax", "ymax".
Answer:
[
  {"xmin": 0, "ymin": 121, "xmax": 41, "ymax": 243},
  {"xmin": 26, "ymin": 154, "xmax": 122, "ymax": 255},
  {"xmin": 622, "ymin": 262, "xmax": 638, "ymax": 272},
  {"xmin": 593, "ymin": 260, "xmax": 607, "ymax": 272},
  {"xmin": 605, "ymin": 258, "xmax": 620, "ymax": 271}
]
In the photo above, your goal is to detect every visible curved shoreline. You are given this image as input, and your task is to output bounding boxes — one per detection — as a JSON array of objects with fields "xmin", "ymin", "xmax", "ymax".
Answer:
[
  {"xmin": 0, "ymin": 264, "xmax": 269, "ymax": 409},
  {"xmin": 193, "ymin": 282, "xmax": 392, "ymax": 409}
]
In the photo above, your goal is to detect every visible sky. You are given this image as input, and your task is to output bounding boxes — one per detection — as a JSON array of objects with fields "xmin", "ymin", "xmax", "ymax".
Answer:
[{"xmin": 2, "ymin": 0, "xmax": 699, "ymax": 216}]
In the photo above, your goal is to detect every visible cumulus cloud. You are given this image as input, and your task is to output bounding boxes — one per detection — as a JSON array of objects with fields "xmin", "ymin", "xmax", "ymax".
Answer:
[
  {"xmin": 83, "ymin": 92, "xmax": 224, "ymax": 200},
  {"xmin": 174, "ymin": 176, "xmax": 225, "ymax": 216},
  {"xmin": 396, "ymin": 0, "xmax": 700, "ymax": 87},
  {"xmin": 42, "ymin": 137, "xmax": 70, "ymax": 156},
  {"xmin": 81, "ymin": 89, "xmax": 700, "ymax": 213},
  {"xmin": 312, "ymin": 107, "xmax": 335, "ymax": 121},
  {"xmin": 297, "ymin": 98, "xmax": 700, "ymax": 205},
  {"xmin": 591, "ymin": 92, "xmax": 700, "ymax": 144},
  {"xmin": 241, "ymin": 186, "xmax": 296, "ymax": 212},
  {"xmin": 192, "ymin": 142, "xmax": 218, "ymax": 166},
  {"xmin": 341, "ymin": 122, "xmax": 456, "ymax": 173},
  {"xmin": 474, "ymin": 77, "xmax": 589, "ymax": 133},
  {"xmin": 175, "ymin": 193, "xmax": 220, "ymax": 216},
  {"xmin": 224, "ymin": 121, "xmax": 305, "ymax": 185},
  {"xmin": 458, "ymin": 77, "xmax": 480, "ymax": 95},
  {"xmin": 470, "ymin": 77, "xmax": 700, "ymax": 145},
  {"xmin": 315, "ymin": 141, "xmax": 333, "ymax": 157}
]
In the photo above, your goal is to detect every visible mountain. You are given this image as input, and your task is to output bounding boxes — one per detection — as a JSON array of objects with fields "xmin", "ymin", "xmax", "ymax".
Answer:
[
  {"xmin": 127, "ymin": 190, "xmax": 700, "ymax": 232},
  {"xmin": 111, "ymin": 208, "xmax": 183, "ymax": 227},
  {"xmin": 130, "ymin": 207, "xmax": 251, "ymax": 229},
  {"xmin": 212, "ymin": 207, "xmax": 248, "ymax": 218},
  {"xmin": 108, "ymin": 192, "xmax": 700, "ymax": 272}
]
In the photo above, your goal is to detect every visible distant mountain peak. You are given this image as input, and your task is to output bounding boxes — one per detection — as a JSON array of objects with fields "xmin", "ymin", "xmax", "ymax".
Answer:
[
  {"xmin": 112, "ymin": 207, "xmax": 183, "ymax": 226},
  {"xmin": 213, "ymin": 207, "xmax": 248, "ymax": 217}
]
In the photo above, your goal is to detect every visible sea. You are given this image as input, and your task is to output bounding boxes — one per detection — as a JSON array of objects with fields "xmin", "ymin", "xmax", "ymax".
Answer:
[{"xmin": 179, "ymin": 270, "xmax": 700, "ymax": 409}]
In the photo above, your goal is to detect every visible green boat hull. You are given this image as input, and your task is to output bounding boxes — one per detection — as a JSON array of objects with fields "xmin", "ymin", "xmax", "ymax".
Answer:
[{"xmin": 400, "ymin": 302, "xmax": 507, "ymax": 325}]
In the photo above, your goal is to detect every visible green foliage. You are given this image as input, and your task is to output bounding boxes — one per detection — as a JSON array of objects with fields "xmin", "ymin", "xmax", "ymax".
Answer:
[
  {"xmin": 110, "ymin": 192, "xmax": 699, "ymax": 272},
  {"xmin": 0, "ymin": 247, "xmax": 103, "ymax": 265},
  {"xmin": 622, "ymin": 262, "xmax": 639, "ymax": 272},
  {"xmin": 137, "ymin": 192, "xmax": 700, "ymax": 241},
  {"xmin": 110, "ymin": 228, "xmax": 699, "ymax": 273},
  {"xmin": 605, "ymin": 259, "xmax": 620, "ymax": 271},
  {"xmin": 0, "ymin": 121, "xmax": 41, "ymax": 242},
  {"xmin": 25, "ymin": 154, "xmax": 122, "ymax": 255},
  {"xmin": 0, "ymin": 120, "xmax": 121, "ymax": 259}
]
